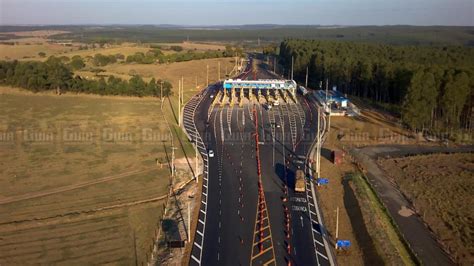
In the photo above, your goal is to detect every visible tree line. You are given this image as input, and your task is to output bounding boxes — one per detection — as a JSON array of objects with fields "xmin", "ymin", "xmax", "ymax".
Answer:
[
  {"xmin": 126, "ymin": 45, "xmax": 242, "ymax": 64},
  {"xmin": 279, "ymin": 39, "xmax": 474, "ymax": 134},
  {"xmin": 0, "ymin": 57, "xmax": 173, "ymax": 97}
]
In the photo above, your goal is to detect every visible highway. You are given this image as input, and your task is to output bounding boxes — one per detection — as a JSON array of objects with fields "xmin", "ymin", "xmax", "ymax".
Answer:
[{"xmin": 186, "ymin": 58, "xmax": 334, "ymax": 266}]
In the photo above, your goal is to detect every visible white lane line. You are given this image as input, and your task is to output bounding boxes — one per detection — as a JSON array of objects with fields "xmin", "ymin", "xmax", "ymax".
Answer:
[
  {"xmin": 315, "ymin": 239, "xmax": 324, "ymax": 247},
  {"xmin": 199, "ymin": 219, "xmax": 205, "ymax": 225},
  {"xmin": 194, "ymin": 242, "xmax": 202, "ymax": 249},
  {"xmin": 191, "ymin": 255, "xmax": 200, "ymax": 263},
  {"xmin": 312, "ymin": 227, "xmax": 320, "ymax": 234},
  {"xmin": 317, "ymin": 251, "xmax": 329, "ymax": 260},
  {"xmin": 197, "ymin": 230, "xmax": 204, "ymax": 237},
  {"xmin": 201, "ymin": 200, "xmax": 207, "ymax": 205},
  {"xmin": 200, "ymin": 209, "xmax": 205, "ymax": 215}
]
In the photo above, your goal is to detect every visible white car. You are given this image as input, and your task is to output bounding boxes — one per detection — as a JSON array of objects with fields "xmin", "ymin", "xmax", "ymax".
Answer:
[
  {"xmin": 273, "ymin": 101, "xmax": 280, "ymax": 106},
  {"xmin": 210, "ymin": 94, "xmax": 214, "ymax": 99},
  {"xmin": 208, "ymin": 150, "xmax": 215, "ymax": 157}
]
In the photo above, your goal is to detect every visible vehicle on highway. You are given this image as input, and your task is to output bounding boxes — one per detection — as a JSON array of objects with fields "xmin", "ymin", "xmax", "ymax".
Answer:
[
  {"xmin": 270, "ymin": 122, "xmax": 281, "ymax": 128},
  {"xmin": 210, "ymin": 94, "xmax": 214, "ymax": 99},
  {"xmin": 208, "ymin": 150, "xmax": 214, "ymax": 157},
  {"xmin": 273, "ymin": 100, "xmax": 280, "ymax": 106},
  {"xmin": 295, "ymin": 169, "xmax": 306, "ymax": 192},
  {"xmin": 297, "ymin": 155, "xmax": 306, "ymax": 160},
  {"xmin": 298, "ymin": 85, "xmax": 309, "ymax": 96}
]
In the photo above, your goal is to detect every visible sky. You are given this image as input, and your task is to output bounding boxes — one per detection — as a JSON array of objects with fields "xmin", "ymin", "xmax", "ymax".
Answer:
[{"xmin": 1, "ymin": 0, "xmax": 473, "ymax": 26}]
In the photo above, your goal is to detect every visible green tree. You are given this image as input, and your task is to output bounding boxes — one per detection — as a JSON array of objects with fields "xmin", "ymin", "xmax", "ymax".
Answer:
[{"xmin": 70, "ymin": 56, "xmax": 85, "ymax": 70}]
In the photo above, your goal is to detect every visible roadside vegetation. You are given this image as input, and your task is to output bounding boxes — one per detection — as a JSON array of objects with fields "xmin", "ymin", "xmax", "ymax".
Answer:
[
  {"xmin": 279, "ymin": 40, "xmax": 474, "ymax": 139},
  {"xmin": 379, "ymin": 153, "xmax": 474, "ymax": 264},
  {"xmin": 348, "ymin": 172, "xmax": 416, "ymax": 265}
]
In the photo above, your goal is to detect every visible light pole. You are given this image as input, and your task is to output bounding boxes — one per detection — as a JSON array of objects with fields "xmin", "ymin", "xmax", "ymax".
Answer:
[
  {"xmin": 160, "ymin": 81, "xmax": 163, "ymax": 110},
  {"xmin": 291, "ymin": 55, "xmax": 294, "ymax": 80},
  {"xmin": 171, "ymin": 146, "xmax": 177, "ymax": 179},
  {"xmin": 206, "ymin": 64, "xmax": 209, "ymax": 86},
  {"xmin": 178, "ymin": 79, "xmax": 181, "ymax": 126},
  {"xmin": 195, "ymin": 133, "xmax": 198, "ymax": 183}
]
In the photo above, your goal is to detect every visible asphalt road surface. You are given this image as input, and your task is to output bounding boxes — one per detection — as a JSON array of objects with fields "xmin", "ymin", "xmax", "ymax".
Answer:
[{"xmin": 188, "ymin": 59, "xmax": 333, "ymax": 265}]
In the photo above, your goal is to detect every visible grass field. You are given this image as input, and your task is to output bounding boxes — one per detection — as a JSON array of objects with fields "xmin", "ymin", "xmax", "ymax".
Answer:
[
  {"xmin": 379, "ymin": 153, "xmax": 474, "ymax": 264},
  {"xmin": 0, "ymin": 43, "xmax": 76, "ymax": 60},
  {"xmin": 0, "ymin": 90, "xmax": 185, "ymax": 264},
  {"xmin": 0, "ymin": 30, "xmax": 233, "ymax": 264}
]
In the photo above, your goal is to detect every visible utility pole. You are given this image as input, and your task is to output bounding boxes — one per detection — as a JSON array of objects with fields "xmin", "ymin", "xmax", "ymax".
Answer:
[
  {"xmin": 326, "ymin": 78, "xmax": 331, "ymax": 132},
  {"xmin": 160, "ymin": 81, "xmax": 163, "ymax": 110},
  {"xmin": 206, "ymin": 64, "xmax": 209, "ymax": 86},
  {"xmin": 178, "ymin": 80, "xmax": 181, "ymax": 126},
  {"xmin": 316, "ymin": 107, "xmax": 321, "ymax": 178},
  {"xmin": 195, "ymin": 137, "xmax": 198, "ymax": 183},
  {"xmin": 273, "ymin": 57, "xmax": 276, "ymax": 73},
  {"xmin": 335, "ymin": 207, "xmax": 339, "ymax": 249},
  {"xmin": 291, "ymin": 56, "xmax": 294, "ymax": 80},
  {"xmin": 171, "ymin": 146, "xmax": 177, "ymax": 178},
  {"xmin": 181, "ymin": 76, "xmax": 184, "ymax": 105},
  {"xmin": 305, "ymin": 66, "xmax": 309, "ymax": 88},
  {"xmin": 187, "ymin": 202, "xmax": 191, "ymax": 242}
]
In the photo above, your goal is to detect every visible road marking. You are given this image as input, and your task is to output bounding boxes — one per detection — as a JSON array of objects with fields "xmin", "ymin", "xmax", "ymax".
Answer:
[
  {"xmin": 194, "ymin": 242, "xmax": 202, "ymax": 249},
  {"xmin": 197, "ymin": 230, "xmax": 204, "ymax": 237},
  {"xmin": 312, "ymin": 228, "xmax": 320, "ymax": 234},
  {"xmin": 191, "ymin": 255, "xmax": 200, "ymax": 263},
  {"xmin": 317, "ymin": 251, "xmax": 329, "ymax": 260},
  {"xmin": 199, "ymin": 219, "xmax": 205, "ymax": 225},
  {"xmin": 200, "ymin": 209, "xmax": 205, "ymax": 215},
  {"xmin": 201, "ymin": 200, "xmax": 207, "ymax": 205},
  {"xmin": 315, "ymin": 239, "xmax": 324, "ymax": 247}
]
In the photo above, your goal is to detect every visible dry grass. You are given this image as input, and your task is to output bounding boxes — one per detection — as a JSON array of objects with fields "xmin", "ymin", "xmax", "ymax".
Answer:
[
  {"xmin": 102, "ymin": 57, "xmax": 235, "ymax": 89},
  {"xmin": 0, "ymin": 43, "xmax": 76, "ymax": 60},
  {"xmin": 0, "ymin": 91, "xmax": 177, "ymax": 264},
  {"xmin": 328, "ymin": 109, "xmax": 418, "ymax": 147},
  {"xmin": 379, "ymin": 153, "xmax": 474, "ymax": 264},
  {"xmin": 156, "ymin": 41, "xmax": 227, "ymax": 51}
]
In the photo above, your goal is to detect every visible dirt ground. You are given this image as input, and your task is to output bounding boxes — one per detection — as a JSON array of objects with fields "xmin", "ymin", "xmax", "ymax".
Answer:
[
  {"xmin": 379, "ymin": 153, "xmax": 474, "ymax": 264},
  {"xmin": 316, "ymin": 109, "xmax": 418, "ymax": 265}
]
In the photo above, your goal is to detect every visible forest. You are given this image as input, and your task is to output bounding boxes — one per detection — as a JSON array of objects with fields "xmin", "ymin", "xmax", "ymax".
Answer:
[
  {"xmin": 0, "ymin": 57, "xmax": 173, "ymax": 97},
  {"xmin": 278, "ymin": 40, "xmax": 474, "ymax": 135}
]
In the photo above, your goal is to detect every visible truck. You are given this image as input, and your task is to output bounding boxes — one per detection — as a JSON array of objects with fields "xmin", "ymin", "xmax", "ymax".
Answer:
[
  {"xmin": 298, "ymin": 85, "xmax": 309, "ymax": 96},
  {"xmin": 295, "ymin": 169, "xmax": 305, "ymax": 193}
]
